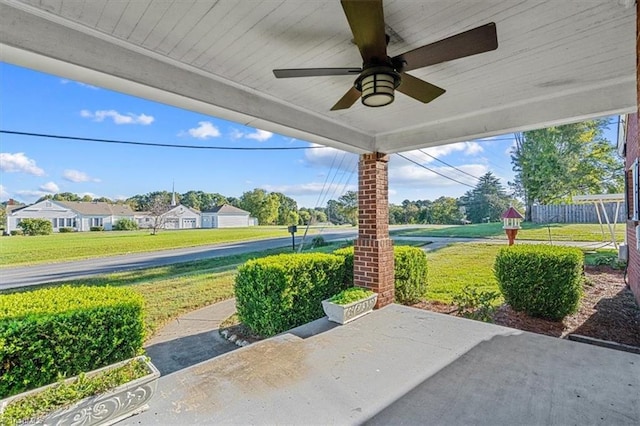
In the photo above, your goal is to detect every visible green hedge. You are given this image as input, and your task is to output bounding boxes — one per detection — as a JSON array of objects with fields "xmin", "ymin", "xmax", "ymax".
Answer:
[
  {"xmin": 235, "ymin": 253, "xmax": 346, "ymax": 337},
  {"xmin": 494, "ymin": 245, "xmax": 583, "ymax": 320},
  {"xmin": 0, "ymin": 286, "xmax": 145, "ymax": 397},
  {"xmin": 333, "ymin": 245, "xmax": 428, "ymax": 305}
]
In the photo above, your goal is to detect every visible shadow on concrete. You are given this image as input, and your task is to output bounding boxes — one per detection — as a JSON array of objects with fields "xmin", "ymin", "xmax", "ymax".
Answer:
[
  {"xmin": 365, "ymin": 332, "xmax": 640, "ymax": 425},
  {"xmin": 145, "ymin": 329, "xmax": 237, "ymax": 376}
]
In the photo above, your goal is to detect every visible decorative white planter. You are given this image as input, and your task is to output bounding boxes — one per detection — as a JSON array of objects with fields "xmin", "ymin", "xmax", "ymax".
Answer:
[
  {"xmin": 1, "ymin": 356, "xmax": 159, "ymax": 426},
  {"xmin": 322, "ymin": 293, "xmax": 378, "ymax": 325}
]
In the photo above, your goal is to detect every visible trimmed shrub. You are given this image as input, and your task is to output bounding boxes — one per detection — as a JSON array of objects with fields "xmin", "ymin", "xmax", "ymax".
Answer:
[
  {"xmin": 235, "ymin": 253, "xmax": 346, "ymax": 337},
  {"xmin": 58, "ymin": 227, "xmax": 74, "ymax": 233},
  {"xmin": 17, "ymin": 219, "xmax": 52, "ymax": 236},
  {"xmin": 333, "ymin": 245, "xmax": 428, "ymax": 304},
  {"xmin": 90, "ymin": 226, "xmax": 104, "ymax": 232},
  {"xmin": 0, "ymin": 286, "xmax": 145, "ymax": 397},
  {"xmin": 9, "ymin": 230, "xmax": 22, "ymax": 236},
  {"xmin": 333, "ymin": 247, "xmax": 354, "ymax": 286},
  {"xmin": 113, "ymin": 218, "xmax": 139, "ymax": 231},
  {"xmin": 494, "ymin": 245, "xmax": 583, "ymax": 320}
]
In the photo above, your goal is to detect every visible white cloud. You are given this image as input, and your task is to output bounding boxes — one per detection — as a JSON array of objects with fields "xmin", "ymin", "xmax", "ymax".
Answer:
[
  {"xmin": 303, "ymin": 145, "xmax": 359, "ymax": 172},
  {"xmin": 80, "ymin": 109, "xmax": 154, "ymax": 125},
  {"xmin": 389, "ymin": 156, "xmax": 487, "ymax": 189},
  {"xmin": 63, "ymin": 169, "xmax": 101, "ymax": 183},
  {"xmin": 229, "ymin": 128, "xmax": 274, "ymax": 142},
  {"xmin": 0, "ymin": 184, "xmax": 9, "ymax": 199},
  {"xmin": 185, "ymin": 121, "xmax": 221, "ymax": 139},
  {"xmin": 61, "ymin": 79, "xmax": 99, "ymax": 90},
  {"xmin": 246, "ymin": 129, "xmax": 273, "ymax": 142},
  {"xmin": 0, "ymin": 152, "xmax": 45, "ymax": 176},
  {"xmin": 40, "ymin": 181, "xmax": 59, "ymax": 193}
]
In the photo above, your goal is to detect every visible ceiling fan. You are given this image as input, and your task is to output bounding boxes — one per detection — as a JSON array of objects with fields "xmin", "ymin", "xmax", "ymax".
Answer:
[{"xmin": 273, "ymin": 0, "xmax": 498, "ymax": 111}]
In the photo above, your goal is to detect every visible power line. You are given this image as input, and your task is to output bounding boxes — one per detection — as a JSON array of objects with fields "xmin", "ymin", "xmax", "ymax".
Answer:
[
  {"xmin": 418, "ymin": 149, "xmax": 482, "ymax": 181},
  {"xmin": 395, "ymin": 152, "xmax": 475, "ymax": 188},
  {"xmin": 0, "ymin": 130, "xmax": 326, "ymax": 151}
]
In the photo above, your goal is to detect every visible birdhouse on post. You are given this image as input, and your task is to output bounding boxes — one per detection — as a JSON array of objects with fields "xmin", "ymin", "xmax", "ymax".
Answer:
[{"xmin": 502, "ymin": 207, "xmax": 524, "ymax": 246}]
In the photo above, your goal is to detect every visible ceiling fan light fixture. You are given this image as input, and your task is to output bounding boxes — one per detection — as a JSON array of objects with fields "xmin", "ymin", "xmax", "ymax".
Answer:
[{"xmin": 356, "ymin": 67, "xmax": 401, "ymax": 107}]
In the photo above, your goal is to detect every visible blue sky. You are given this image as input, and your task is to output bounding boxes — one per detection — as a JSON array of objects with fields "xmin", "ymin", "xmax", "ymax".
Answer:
[{"xmin": 0, "ymin": 62, "xmax": 619, "ymax": 208}]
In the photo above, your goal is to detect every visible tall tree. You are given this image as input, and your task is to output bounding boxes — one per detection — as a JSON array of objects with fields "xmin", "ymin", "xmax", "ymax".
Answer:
[
  {"xmin": 336, "ymin": 191, "xmax": 358, "ymax": 225},
  {"xmin": 239, "ymin": 189, "xmax": 280, "ymax": 225},
  {"xmin": 430, "ymin": 196, "xmax": 463, "ymax": 224},
  {"xmin": 460, "ymin": 172, "xmax": 512, "ymax": 223},
  {"xmin": 510, "ymin": 119, "xmax": 623, "ymax": 220},
  {"xmin": 273, "ymin": 192, "xmax": 298, "ymax": 225}
]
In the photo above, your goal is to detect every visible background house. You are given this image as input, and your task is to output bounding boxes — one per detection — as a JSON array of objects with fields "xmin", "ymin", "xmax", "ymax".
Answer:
[
  {"xmin": 135, "ymin": 204, "xmax": 201, "ymax": 230},
  {"xmin": 201, "ymin": 204, "xmax": 254, "ymax": 228},
  {"xmin": 619, "ymin": 113, "xmax": 639, "ymax": 304},
  {"xmin": 6, "ymin": 200, "xmax": 135, "ymax": 232}
]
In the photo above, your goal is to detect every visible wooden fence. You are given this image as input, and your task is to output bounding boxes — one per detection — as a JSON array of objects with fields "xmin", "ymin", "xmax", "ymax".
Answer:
[{"xmin": 531, "ymin": 202, "xmax": 626, "ymax": 224}]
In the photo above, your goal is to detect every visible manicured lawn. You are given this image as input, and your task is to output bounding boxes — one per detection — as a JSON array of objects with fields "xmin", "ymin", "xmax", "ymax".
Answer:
[
  {"xmin": 425, "ymin": 243, "xmax": 502, "ymax": 304},
  {"xmin": 394, "ymin": 222, "xmax": 625, "ymax": 243},
  {"xmin": 0, "ymin": 227, "xmax": 318, "ymax": 267}
]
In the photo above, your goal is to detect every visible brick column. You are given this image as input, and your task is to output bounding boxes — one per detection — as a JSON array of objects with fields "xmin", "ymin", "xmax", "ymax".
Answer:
[{"xmin": 354, "ymin": 152, "xmax": 394, "ymax": 308}]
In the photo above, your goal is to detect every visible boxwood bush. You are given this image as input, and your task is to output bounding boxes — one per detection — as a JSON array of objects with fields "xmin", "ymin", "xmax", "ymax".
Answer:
[
  {"xmin": 235, "ymin": 253, "xmax": 346, "ymax": 337},
  {"xmin": 494, "ymin": 245, "xmax": 583, "ymax": 320},
  {"xmin": 0, "ymin": 286, "xmax": 145, "ymax": 397},
  {"xmin": 333, "ymin": 245, "xmax": 428, "ymax": 305}
]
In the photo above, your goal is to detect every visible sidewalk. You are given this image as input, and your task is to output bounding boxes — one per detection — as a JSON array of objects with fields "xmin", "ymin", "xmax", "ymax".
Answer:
[{"xmin": 144, "ymin": 299, "xmax": 238, "ymax": 376}]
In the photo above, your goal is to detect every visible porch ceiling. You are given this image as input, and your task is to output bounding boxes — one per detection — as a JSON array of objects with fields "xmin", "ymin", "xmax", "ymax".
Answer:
[{"xmin": 0, "ymin": 0, "xmax": 636, "ymax": 154}]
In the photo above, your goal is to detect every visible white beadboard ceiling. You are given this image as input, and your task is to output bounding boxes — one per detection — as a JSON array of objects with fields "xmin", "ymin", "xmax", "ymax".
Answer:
[{"xmin": 0, "ymin": 0, "xmax": 636, "ymax": 154}]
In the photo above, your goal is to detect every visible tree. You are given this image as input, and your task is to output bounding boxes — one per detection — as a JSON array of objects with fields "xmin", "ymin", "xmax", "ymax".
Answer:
[
  {"xmin": 239, "ymin": 189, "xmax": 279, "ymax": 225},
  {"xmin": 430, "ymin": 196, "xmax": 463, "ymax": 224},
  {"xmin": 336, "ymin": 191, "xmax": 358, "ymax": 225},
  {"xmin": 147, "ymin": 195, "xmax": 172, "ymax": 235},
  {"xmin": 274, "ymin": 193, "xmax": 298, "ymax": 225},
  {"xmin": 460, "ymin": 172, "xmax": 512, "ymax": 223},
  {"xmin": 18, "ymin": 218, "xmax": 53, "ymax": 235},
  {"xmin": 510, "ymin": 119, "xmax": 623, "ymax": 220}
]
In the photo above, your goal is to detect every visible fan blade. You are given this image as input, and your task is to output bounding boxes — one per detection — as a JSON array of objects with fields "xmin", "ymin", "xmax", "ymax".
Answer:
[
  {"xmin": 393, "ymin": 23, "xmax": 498, "ymax": 72},
  {"xmin": 331, "ymin": 86, "xmax": 361, "ymax": 111},
  {"xmin": 340, "ymin": 0, "xmax": 387, "ymax": 63},
  {"xmin": 273, "ymin": 68, "xmax": 361, "ymax": 78},
  {"xmin": 397, "ymin": 73, "xmax": 445, "ymax": 104}
]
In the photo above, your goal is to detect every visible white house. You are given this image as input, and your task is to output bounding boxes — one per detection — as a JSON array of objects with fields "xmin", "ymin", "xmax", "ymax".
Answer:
[
  {"xmin": 201, "ymin": 204, "xmax": 255, "ymax": 228},
  {"xmin": 135, "ymin": 204, "xmax": 201, "ymax": 230},
  {"xmin": 7, "ymin": 200, "xmax": 136, "ymax": 232}
]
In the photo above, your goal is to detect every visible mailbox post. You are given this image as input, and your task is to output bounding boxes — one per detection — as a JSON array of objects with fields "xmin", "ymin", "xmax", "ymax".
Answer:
[{"xmin": 287, "ymin": 225, "xmax": 297, "ymax": 251}]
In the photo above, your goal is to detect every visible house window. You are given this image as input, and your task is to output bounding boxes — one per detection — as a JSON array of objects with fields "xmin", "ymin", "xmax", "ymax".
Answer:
[
  {"xmin": 45, "ymin": 201, "xmax": 52, "ymax": 207},
  {"xmin": 92, "ymin": 218, "xmax": 103, "ymax": 227},
  {"xmin": 52, "ymin": 218, "xmax": 57, "ymax": 228},
  {"xmin": 66, "ymin": 218, "xmax": 73, "ymax": 227}
]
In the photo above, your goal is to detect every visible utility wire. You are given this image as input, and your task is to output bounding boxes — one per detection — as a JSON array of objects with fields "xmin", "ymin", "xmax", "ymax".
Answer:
[
  {"xmin": 395, "ymin": 152, "xmax": 475, "ymax": 188},
  {"xmin": 0, "ymin": 130, "xmax": 325, "ymax": 151},
  {"xmin": 418, "ymin": 149, "xmax": 482, "ymax": 181}
]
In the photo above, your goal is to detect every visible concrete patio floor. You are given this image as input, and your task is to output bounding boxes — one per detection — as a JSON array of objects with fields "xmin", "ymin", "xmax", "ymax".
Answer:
[{"xmin": 125, "ymin": 304, "xmax": 639, "ymax": 425}]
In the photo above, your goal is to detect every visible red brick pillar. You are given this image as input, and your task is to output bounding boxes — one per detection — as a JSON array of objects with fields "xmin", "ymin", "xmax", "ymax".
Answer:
[{"xmin": 354, "ymin": 152, "xmax": 394, "ymax": 308}]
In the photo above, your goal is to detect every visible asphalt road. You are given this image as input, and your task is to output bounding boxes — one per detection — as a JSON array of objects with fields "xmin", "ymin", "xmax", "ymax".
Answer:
[{"xmin": 0, "ymin": 230, "xmax": 358, "ymax": 290}]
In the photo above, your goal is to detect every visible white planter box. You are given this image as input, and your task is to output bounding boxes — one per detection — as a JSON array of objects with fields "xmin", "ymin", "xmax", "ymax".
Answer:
[
  {"xmin": 322, "ymin": 293, "xmax": 378, "ymax": 325},
  {"xmin": 1, "ymin": 356, "xmax": 159, "ymax": 426}
]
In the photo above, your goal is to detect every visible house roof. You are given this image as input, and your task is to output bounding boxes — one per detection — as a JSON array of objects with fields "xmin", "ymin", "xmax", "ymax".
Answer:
[
  {"xmin": 57, "ymin": 201, "xmax": 135, "ymax": 216},
  {"xmin": 0, "ymin": 1, "xmax": 635, "ymax": 154},
  {"xmin": 202, "ymin": 204, "xmax": 250, "ymax": 215}
]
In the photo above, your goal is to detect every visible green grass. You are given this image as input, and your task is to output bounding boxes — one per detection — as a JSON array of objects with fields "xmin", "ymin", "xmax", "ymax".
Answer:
[
  {"xmin": 0, "ymin": 227, "xmax": 318, "ymax": 267},
  {"xmin": 394, "ymin": 222, "xmax": 625, "ymax": 243},
  {"xmin": 426, "ymin": 243, "xmax": 503, "ymax": 304}
]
